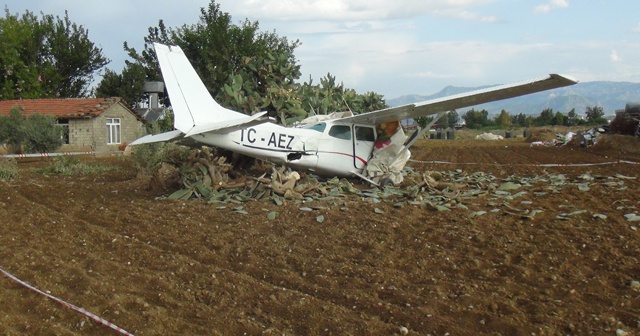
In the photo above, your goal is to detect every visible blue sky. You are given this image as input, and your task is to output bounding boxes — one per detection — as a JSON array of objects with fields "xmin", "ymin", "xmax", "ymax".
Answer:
[{"xmin": 4, "ymin": 0, "xmax": 640, "ymax": 99}]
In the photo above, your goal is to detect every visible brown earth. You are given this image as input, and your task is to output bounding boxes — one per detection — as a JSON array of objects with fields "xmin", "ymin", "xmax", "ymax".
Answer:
[{"xmin": 1, "ymin": 137, "xmax": 640, "ymax": 336}]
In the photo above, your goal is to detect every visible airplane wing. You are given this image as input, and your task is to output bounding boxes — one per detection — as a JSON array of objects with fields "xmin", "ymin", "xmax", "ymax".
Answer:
[{"xmin": 338, "ymin": 74, "xmax": 578, "ymax": 126}]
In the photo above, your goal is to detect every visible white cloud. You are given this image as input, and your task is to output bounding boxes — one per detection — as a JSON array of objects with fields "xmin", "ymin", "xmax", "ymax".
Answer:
[
  {"xmin": 534, "ymin": 0, "xmax": 568, "ymax": 14},
  {"xmin": 633, "ymin": 23, "xmax": 640, "ymax": 33},
  {"xmin": 432, "ymin": 9, "xmax": 498, "ymax": 23},
  {"xmin": 610, "ymin": 50, "xmax": 622, "ymax": 62},
  {"xmin": 224, "ymin": 0, "xmax": 498, "ymax": 21}
]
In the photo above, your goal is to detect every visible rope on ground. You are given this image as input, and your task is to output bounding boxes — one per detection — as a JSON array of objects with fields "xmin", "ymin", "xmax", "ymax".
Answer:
[
  {"xmin": 408, "ymin": 159, "xmax": 640, "ymax": 167},
  {"xmin": 0, "ymin": 265, "xmax": 134, "ymax": 336}
]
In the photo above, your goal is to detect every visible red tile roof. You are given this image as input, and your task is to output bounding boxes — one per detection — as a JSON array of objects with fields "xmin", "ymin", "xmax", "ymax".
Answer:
[{"xmin": 0, "ymin": 97, "xmax": 131, "ymax": 119}]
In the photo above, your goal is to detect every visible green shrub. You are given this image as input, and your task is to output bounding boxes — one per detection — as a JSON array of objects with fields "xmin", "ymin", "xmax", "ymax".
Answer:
[
  {"xmin": 0, "ymin": 157, "xmax": 19, "ymax": 181},
  {"xmin": 132, "ymin": 142, "xmax": 191, "ymax": 175},
  {"xmin": 0, "ymin": 108, "xmax": 63, "ymax": 154},
  {"xmin": 34, "ymin": 155, "xmax": 118, "ymax": 175}
]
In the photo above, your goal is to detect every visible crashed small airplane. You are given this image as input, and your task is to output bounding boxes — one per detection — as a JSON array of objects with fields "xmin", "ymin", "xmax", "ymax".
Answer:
[{"xmin": 131, "ymin": 43, "xmax": 577, "ymax": 185}]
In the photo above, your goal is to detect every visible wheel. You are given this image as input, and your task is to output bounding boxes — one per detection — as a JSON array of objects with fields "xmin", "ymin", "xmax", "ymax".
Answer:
[{"xmin": 379, "ymin": 177, "xmax": 394, "ymax": 188}]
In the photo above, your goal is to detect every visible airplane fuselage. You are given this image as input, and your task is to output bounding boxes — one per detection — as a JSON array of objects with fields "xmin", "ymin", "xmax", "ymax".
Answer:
[{"xmin": 192, "ymin": 120, "xmax": 377, "ymax": 177}]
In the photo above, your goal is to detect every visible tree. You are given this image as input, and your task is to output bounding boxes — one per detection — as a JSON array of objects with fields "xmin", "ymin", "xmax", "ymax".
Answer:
[
  {"xmin": 0, "ymin": 8, "xmax": 109, "ymax": 99},
  {"xmin": 0, "ymin": 107, "xmax": 63, "ymax": 153},
  {"xmin": 511, "ymin": 113, "xmax": 527, "ymax": 127},
  {"xmin": 552, "ymin": 111, "xmax": 567, "ymax": 126},
  {"xmin": 463, "ymin": 108, "xmax": 491, "ymax": 129},
  {"xmin": 535, "ymin": 108, "xmax": 554, "ymax": 126},
  {"xmin": 566, "ymin": 108, "xmax": 579, "ymax": 126},
  {"xmin": 95, "ymin": 64, "xmax": 148, "ymax": 108},
  {"xmin": 104, "ymin": 0, "xmax": 386, "ymax": 125},
  {"xmin": 494, "ymin": 109, "xmax": 511, "ymax": 128},
  {"xmin": 585, "ymin": 105, "xmax": 606, "ymax": 124},
  {"xmin": 415, "ymin": 116, "xmax": 434, "ymax": 129},
  {"xmin": 0, "ymin": 109, "xmax": 25, "ymax": 150},
  {"xmin": 21, "ymin": 114, "xmax": 63, "ymax": 153}
]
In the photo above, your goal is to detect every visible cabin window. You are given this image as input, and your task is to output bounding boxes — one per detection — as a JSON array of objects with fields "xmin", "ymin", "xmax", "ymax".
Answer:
[
  {"xmin": 308, "ymin": 122, "xmax": 327, "ymax": 133},
  {"xmin": 355, "ymin": 126, "xmax": 375, "ymax": 142},
  {"xmin": 56, "ymin": 119, "xmax": 70, "ymax": 144},
  {"xmin": 106, "ymin": 118, "xmax": 121, "ymax": 144},
  {"xmin": 328, "ymin": 125, "xmax": 351, "ymax": 140}
]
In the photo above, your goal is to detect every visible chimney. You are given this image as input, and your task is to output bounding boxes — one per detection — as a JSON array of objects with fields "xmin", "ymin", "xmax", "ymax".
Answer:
[{"xmin": 142, "ymin": 81, "xmax": 165, "ymax": 109}]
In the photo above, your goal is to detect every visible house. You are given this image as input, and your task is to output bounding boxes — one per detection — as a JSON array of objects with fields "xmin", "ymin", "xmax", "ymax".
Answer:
[{"xmin": 0, "ymin": 97, "xmax": 146, "ymax": 153}]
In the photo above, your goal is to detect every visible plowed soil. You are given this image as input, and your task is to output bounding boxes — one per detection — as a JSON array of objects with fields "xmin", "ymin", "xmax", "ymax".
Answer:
[{"xmin": 1, "ymin": 137, "xmax": 640, "ymax": 335}]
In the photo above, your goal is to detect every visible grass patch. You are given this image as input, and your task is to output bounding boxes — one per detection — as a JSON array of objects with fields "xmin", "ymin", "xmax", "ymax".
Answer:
[
  {"xmin": 0, "ymin": 157, "xmax": 19, "ymax": 181},
  {"xmin": 31, "ymin": 155, "xmax": 120, "ymax": 176}
]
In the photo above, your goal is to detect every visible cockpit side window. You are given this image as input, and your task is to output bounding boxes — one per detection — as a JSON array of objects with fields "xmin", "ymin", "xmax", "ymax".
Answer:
[
  {"xmin": 355, "ymin": 126, "xmax": 376, "ymax": 142},
  {"xmin": 328, "ymin": 125, "xmax": 352, "ymax": 140}
]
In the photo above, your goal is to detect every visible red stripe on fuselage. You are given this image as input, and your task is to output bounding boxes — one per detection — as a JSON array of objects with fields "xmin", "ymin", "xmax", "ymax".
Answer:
[{"xmin": 318, "ymin": 151, "xmax": 367, "ymax": 165}]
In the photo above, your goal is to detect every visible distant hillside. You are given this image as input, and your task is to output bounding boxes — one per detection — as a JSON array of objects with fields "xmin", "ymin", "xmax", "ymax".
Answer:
[{"xmin": 387, "ymin": 81, "xmax": 640, "ymax": 116}]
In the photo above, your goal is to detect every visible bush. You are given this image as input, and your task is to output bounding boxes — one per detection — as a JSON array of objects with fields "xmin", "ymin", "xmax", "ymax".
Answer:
[
  {"xmin": 0, "ymin": 108, "xmax": 63, "ymax": 153},
  {"xmin": 0, "ymin": 157, "xmax": 19, "ymax": 181},
  {"xmin": 131, "ymin": 142, "xmax": 191, "ymax": 175},
  {"xmin": 34, "ymin": 155, "xmax": 118, "ymax": 175}
]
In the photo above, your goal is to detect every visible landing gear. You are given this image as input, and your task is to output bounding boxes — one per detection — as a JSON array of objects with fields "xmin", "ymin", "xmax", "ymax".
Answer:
[{"xmin": 379, "ymin": 177, "xmax": 394, "ymax": 188}]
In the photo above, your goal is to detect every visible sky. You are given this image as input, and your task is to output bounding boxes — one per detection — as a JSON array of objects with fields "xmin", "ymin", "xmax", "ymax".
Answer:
[{"xmin": 4, "ymin": 0, "xmax": 640, "ymax": 99}]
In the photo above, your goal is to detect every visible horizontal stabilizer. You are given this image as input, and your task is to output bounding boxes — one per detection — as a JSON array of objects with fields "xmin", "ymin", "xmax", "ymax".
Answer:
[
  {"xmin": 184, "ymin": 112, "xmax": 271, "ymax": 137},
  {"xmin": 129, "ymin": 130, "xmax": 184, "ymax": 146}
]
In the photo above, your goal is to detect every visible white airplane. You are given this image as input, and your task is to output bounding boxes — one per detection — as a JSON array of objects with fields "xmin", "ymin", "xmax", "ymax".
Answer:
[{"xmin": 131, "ymin": 43, "xmax": 577, "ymax": 185}]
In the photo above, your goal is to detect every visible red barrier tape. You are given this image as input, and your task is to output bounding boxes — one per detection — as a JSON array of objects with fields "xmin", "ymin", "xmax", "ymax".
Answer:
[
  {"xmin": 0, "ymin": 266, "xmax": 134, "ymax": 336},
  {"xmin": 409, "ymin": 159, "xmax": 640, "ymax": 167}
]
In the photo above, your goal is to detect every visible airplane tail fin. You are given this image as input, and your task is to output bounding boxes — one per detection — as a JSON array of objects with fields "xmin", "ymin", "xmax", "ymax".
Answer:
[{"xmin": 153, "ymin": 43, "xmax": 266, "ymax": 136}]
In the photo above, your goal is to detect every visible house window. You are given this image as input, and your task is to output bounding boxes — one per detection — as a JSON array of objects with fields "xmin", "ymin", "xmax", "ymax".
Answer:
[
  {"xmin": 106, "ymin": 118, "xmax": 121, "ymax": 144},
  {"xmin": 56, "ymin": 119, "xmax": 70, "ymax": 144}
]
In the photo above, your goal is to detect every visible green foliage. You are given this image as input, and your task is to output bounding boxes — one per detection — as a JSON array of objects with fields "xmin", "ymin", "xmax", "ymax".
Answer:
[
  {"xmin": 298, "ymin": 73, "xmax": 387, "ymax": 119},
  {"xmin": 416, "ymin": 110, "xmax": 458, "ymax": 130},
  {"xmin": 154, "ymin": 109, "xmax": 175, "ymax": 133},
  {"xmin": 0, "ymin": 107, "xmax": 63, "ymax": 153},
  {"xmin": 494, "ymin": 110, "xmax": 511, "ymax": 128},
  {"xmin": 415, "ymin": 116, "xmax": 434, "ymax": 129},
  {"xmin": 0, "ymin": 108, "xmax": 25, "ymax": 150},
  {"xmin": 463, "ymin": 109, "xmax": 492, "ymax": 128},
  {"xmin": 566, "ymin": 108, "xmax": 581, "ymax": 126},
  {"xmin": 95, "ymin": 63, "xmax": 148, "ymax": 108},
  {"xmin": 445, "ymin": 110, "xmax": 459, "ymax": 128},
  {"xmin": 33, "ymin": 155, "xmax": 118, "ymax": 175},
  {"xmin": 21, "ymin": 114, "xmax": 63, "ymax": 153},
  {"xmin": 0, "ymin": 157, "xmax": 19, "ymax": 181},
  {"xmin": 132, "ymin": 142, "xmax": 191, "ymax": 175},
  {"xmin": 107, "ymin": 0, "xmax": 386, "ymax": 125},
  {"xmin": 0, "ymin": 8, "xmax": 109, "ymax": 99},
  {"xmin": 510, "ymin": 113, "xmax": 532, "ymax": 127},
  {"xmin": 535, "ymin": 108, "xmax": 554, "ymax": 126},
  {"xmin": 585, "ymin": 105, "xmax": 607, "ymax": 124}
]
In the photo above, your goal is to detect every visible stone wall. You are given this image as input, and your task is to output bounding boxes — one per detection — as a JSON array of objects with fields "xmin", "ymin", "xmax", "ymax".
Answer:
[{"xmin": 66, "ymin": 103, "xmax": 146, "ymax": 153}]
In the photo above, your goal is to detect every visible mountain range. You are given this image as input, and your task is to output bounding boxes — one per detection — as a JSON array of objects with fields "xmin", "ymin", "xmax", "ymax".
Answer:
[{"xmin": 387, "ymin": 80, "xmax": 640, "ymax": 116}]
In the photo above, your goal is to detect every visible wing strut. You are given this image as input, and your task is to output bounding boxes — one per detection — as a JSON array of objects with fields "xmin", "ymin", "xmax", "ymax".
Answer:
[
  {"xmin": 388, "ymin": 111, "xmax": 447, "ymax": 165},
  {"xmin": 403, "ymin": 112, "xmax": 447, "ymax": 150}
]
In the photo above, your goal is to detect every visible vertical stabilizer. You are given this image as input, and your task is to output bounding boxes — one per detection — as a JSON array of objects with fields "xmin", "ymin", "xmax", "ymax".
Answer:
[{"xmin": 153, "ymin": 43, "xmax": 245, "ymax": 134}]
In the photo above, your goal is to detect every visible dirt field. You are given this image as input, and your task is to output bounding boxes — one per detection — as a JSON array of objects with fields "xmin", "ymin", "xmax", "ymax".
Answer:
[{"xmin": 1, "ymin": 137, "xmax": 640, "ymax": 335}]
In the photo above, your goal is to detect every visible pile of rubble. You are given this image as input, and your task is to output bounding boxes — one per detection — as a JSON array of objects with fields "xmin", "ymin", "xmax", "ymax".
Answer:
[{"xmin": 529, "ymin": 127, "xmax": 606, "ymax": 147}]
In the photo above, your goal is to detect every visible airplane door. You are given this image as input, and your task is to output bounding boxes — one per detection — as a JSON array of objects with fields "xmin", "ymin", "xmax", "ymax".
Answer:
[{"xmin": 353, "ymin": 125, "xmax": 376, "ymax": 169}]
